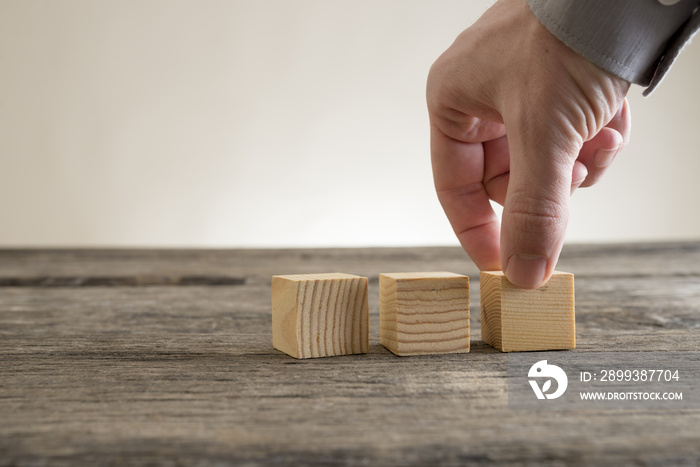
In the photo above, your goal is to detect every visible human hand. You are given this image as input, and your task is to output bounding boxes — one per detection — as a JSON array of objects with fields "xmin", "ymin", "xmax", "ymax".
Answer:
[{"xmin": 427, "ymin": 0, "xmax": 631, "ymax": 288}]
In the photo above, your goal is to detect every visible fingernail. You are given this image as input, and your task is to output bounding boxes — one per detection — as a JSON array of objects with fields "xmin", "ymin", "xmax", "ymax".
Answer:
[
  {"xmin": 571, "ymin": 166, "xmax": 588, "ymax": 195},
  {"xmin": 593, "ymin": 147, "xmax": 618, "ymax": 167},
  {"xmin": 505, "ymin": 254, "xmax": 547, "ymax": 289}
]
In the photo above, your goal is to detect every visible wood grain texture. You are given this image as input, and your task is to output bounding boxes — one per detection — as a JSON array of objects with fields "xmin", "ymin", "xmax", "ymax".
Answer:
[
  {"xmin": 272, "ymin": 273, "xmax": 368, "ymax": 358},
  {"xmin": 481, "ymin": 271, "xmax": 575, "ymax": 352},
  {"xmin": 380, "ymin": 272, "xmax": 469, "ymax": 356},
  {"xmin": 1, "ymin": 244, "xmax": 700, "ymax": 466}
]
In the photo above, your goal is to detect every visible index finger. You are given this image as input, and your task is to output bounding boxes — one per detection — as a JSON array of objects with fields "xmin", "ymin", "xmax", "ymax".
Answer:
[{"xmin": 430, "ymin": 122, "xmax": 502, "ymax": 270}]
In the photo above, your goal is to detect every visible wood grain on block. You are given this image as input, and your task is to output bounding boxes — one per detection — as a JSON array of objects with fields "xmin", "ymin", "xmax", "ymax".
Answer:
[
  {"xmin": 380, "ymin": 272, "xmax": 469, "ymax": 356},
  {"xmin": 271, "ymin": 273, "xmax": 368, "ymax": 359},
  {"xmin": 480, "ymin": 271, "xmax": 575, "ymax": 352}
]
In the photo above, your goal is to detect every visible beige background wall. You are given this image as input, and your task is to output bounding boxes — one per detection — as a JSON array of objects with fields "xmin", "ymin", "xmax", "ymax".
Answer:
[{"xmin": 1, "ymin": 0, "xmax": 699, "ymax": 248}]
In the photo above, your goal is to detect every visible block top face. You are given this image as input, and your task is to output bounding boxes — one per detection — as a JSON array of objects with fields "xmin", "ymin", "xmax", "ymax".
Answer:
[
  {"xmin": 381, "ymin": 272, "xmax": 467, "ymax": 281},
  {"xmin": 481, "ymin": 270, "xmax": 573, "ymax": 283},
  {"xmin": 273, "ymin": 273, "xmax": 364, "ymax": 282}
]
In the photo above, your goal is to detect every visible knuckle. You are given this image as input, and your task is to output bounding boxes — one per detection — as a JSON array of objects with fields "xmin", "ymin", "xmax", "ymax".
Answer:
[
  {"xmin": 432, "ymin": 111, "xmax": 492, "ymax": 143},
  {"xmin": 507, "ymin": 193, "xmax": 567, "ymax": 234}
]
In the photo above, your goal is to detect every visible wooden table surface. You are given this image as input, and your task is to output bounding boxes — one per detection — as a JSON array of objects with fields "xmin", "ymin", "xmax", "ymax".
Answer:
[{"xmin": 1, "ymin": 243, "xmax": 699, "ymax": 465}]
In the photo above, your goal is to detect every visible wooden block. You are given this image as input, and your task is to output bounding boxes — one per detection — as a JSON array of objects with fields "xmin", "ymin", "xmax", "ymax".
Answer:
[
  {"xmin": 271, "ymin": 273, "xmax": 368, "ymax": 359},
  {"xmin": 480, "ymin": 271, "xmax": 575, "ymax": 352},
  {"xmin": 379, "ymin": 272, "xmax": 470, "ymax": 356}
]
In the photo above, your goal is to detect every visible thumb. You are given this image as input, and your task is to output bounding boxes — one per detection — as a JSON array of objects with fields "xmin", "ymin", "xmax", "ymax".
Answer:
[{"xmin": 500, "ymin": 120, "xmax": 579, "ymax": 289}]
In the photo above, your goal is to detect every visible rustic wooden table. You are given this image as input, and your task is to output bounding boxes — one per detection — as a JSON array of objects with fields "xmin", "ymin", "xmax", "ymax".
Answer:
[{"xmin": 1, "ymin": 243, "xmax": 699, "ymax": 465}]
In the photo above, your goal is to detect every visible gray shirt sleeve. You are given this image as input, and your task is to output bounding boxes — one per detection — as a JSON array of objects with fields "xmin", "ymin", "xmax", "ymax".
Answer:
[{"xmin": 527, "ymin": 0, "xmax": 700, "ymax": 95}]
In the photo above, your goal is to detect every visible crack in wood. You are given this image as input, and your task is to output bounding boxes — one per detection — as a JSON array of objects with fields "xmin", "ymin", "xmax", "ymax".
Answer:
[{"xmin": 0, "ymin": 275, "xmax": 246, "ymax": 287}]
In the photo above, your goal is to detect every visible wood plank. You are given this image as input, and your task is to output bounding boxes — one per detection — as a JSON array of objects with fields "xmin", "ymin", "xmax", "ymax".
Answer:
[
  {"xmin": 0, "ymin": 243, "xmax": 699, "ymax": 465},
  {"xmin": 1, "ymin": 241, "xmax": 699, "ymax": 283}
]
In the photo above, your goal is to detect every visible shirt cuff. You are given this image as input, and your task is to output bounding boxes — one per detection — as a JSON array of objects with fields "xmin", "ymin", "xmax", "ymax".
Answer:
[{"xmin": 527, "ymin": 0, "xmax": 699, "ymax": 91}]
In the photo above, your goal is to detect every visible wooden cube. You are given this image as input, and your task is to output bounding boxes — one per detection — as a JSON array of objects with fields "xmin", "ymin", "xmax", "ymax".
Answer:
[
  {"xmin": 380, "ymin": 272, "xmax": 470, "ymax": 356},
  {"xmin": 271, "ymin": 273, "xmax": 368, "ymax": 359},
  {"xmin": 480, "ymin": 271, "xmax": 575, "ymax": 352}
]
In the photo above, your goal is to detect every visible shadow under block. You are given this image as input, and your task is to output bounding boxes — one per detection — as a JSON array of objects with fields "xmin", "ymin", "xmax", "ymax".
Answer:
[
  {"xmin": 379, "ymin": 272, "xmax": 470, "ymax": 356},
  {"xmin": 480, "ymin": 271, "xmax": 575, "ymax": 352},
  {"xmin": 271, "ymin": 273, "xmax": 369, "ymax": 359}
]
